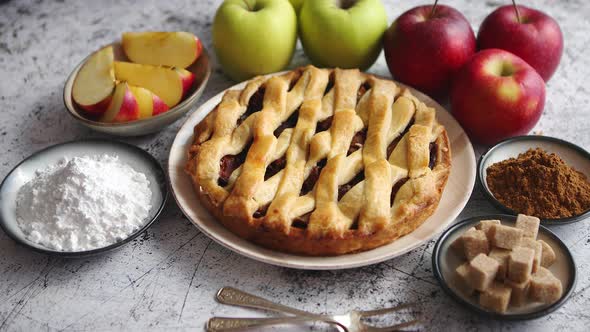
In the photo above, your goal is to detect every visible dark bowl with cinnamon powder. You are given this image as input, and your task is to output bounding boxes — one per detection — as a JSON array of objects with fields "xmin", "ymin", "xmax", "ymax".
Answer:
[{"xmin": 477, "ymin": 135, "xmax": 590, "ymax": 225}]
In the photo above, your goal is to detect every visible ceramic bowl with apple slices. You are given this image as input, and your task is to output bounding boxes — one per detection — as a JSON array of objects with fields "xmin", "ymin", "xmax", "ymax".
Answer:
[{"xmin": 64, "ymin": 32, "xmax": 211, "ymax": 136}]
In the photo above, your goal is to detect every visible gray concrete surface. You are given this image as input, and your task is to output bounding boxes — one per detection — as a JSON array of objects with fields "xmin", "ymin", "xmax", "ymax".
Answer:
[{"xmin": 0, "ymin": 0, "xmax": 588, "ymax": 331}]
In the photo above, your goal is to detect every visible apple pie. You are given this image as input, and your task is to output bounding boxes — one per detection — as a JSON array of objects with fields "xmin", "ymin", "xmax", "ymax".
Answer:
[{"xmin": 186, "ymin": 66, "xmax": 451, "ymax": 255}]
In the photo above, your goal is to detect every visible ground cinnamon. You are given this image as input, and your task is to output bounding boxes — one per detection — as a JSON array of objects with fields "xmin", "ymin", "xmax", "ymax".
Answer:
[{"xmin": 486, "ymin": 148, "xmax": 590, "ymax": 219}]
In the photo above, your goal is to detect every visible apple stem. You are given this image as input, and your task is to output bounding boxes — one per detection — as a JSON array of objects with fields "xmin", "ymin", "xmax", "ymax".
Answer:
[
  {"xmin": 429, "ymin": 0, "xmax": 439, "ymax": 18},
  {"xmin": 243, "ymin": 0, "xmax": 253, "ymax": 11},
  {"xmin": 512, "ymin": 0, "xmax": 522, "ymax": 23}
]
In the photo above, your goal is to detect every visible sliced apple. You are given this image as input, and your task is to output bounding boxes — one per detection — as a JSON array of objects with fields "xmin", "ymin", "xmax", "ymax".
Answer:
[
  {"xmin": 72, "ymin": 46, "xmax": 115, "ymax": 114},
  {"xmin": 100, "ymin": 82, "xmax": 139, "ymax": 123},
  {"xmin": 152, "ymin": 95, "xmax": 169, "ymax": 116},
  {"xmin": 114, "ymin": 61, "xmax": 185, "ymax": 108},
  {"xmin": 122, "ymin": 31, "xmax": 203, "ymax": 69},
  {"xmin": 174, "ymin": 67, "xmax": 196, "ymax": 97},
  {"xmin": 129, "ymin": 86, "xmax": 169, "ymax": 119}
]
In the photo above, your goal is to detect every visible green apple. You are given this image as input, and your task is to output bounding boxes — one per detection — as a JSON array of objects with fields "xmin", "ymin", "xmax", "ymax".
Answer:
[
  {"xmin": 299, "ymin": 0, "xmax": 387, "ymax": 69},
  {"xmin": 289, "ymin": 0, "xmax": 303, "ymax": 14},
  {"xmin": 213, "ymin": 0, "xmax": 297, "ymax": 81}
]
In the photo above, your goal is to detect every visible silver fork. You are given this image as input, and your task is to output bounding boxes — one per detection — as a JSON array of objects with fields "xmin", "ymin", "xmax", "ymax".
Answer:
[{"xmin": 206, "ymin": 287, "xmax": 420, "ymax": 332}]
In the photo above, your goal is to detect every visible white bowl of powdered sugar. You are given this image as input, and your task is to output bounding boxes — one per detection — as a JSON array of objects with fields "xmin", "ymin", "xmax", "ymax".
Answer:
[{"xmin": 0, "ymin": 139, "xmax": 168, "ymax": 256}]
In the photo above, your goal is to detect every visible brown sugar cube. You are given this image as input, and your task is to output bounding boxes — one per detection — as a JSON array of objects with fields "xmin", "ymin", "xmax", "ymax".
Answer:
[
  {"xmin": 505, "ymin": 278, "xmax": 530, "ymax": 306},
  {"xmin": 476, "ymin": 219, "xmax": 501, "ymax": 241},
  {"xmin": 508, "ymin": 247, "xmax": 535, "ymax": 283},
  {"xmin": 468, "ymin": 253, "xmax": 500, "ymax": 291},
  {"xmin": 539, "ymin": 240, "xmax": 557, "ymax": 267},
  {"xmin": 489, "ymin": 248, "xmax": 511, "ymax": 280},
  {"xmin": 450, "ymin": 236, "xmax": 464, "ymax": 258},
  {"xmin": 518, "ymin": 238, "xmax": 543, "ymax": 272},
  {"xmin": 462, "ymin": 228, "xmax": 490, "ymax": 261},
  {"xmin": 454, "ymin": 263, "xmax": 475, "ymax": 296},
  {"xmin": 479, "ymin": 282, "xmax": 512, "ymax": 313},
  {"xmin": 491, "ymin": 224, "xmax": 523, "ymax": 249},
  {"xmin": 530, "ymin": 267, "xmax": 563, "ymax": 304},
  {"xmin": 515, "ymin": 214, "xmax": 540, "ymax": 239}
]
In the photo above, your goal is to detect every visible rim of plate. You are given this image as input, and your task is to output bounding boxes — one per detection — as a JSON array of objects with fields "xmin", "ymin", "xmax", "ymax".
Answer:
[{"xmin": 168, "ymin": 70, "xmax": 476, "ymax": 270}]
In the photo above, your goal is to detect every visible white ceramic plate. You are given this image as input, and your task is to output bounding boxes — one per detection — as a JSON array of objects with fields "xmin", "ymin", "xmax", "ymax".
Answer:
[
  {"xmin": 168, "ymin": 73, "xmax": 476, "ymax": 270},
  {"xmin": 0, "ymin": 139, "xmax": 168, "ymax": 257}
]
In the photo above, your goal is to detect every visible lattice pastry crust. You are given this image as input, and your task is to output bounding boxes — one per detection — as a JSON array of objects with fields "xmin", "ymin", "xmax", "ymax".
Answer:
[{"xmin": 186, "ymin": 66, "xmax": 451, "ymax": 255}]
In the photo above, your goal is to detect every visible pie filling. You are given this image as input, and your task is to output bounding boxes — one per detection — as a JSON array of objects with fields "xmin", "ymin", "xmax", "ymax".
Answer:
[
  {"xmin": 358, "ymin": 82, "xmax": 370, "ymax": 100},
  {"xmin": 347, "ymin": 130, "xmax": 366, "ymax": 155},
  {"xmin": 237, "ymin": 87, "xmax": 265, "ymax": 125},
  {"xmin": 390, "ymin": 178, "xmax": 410, "ymax": 206},
  {"xmin": 274, "ymin": 108, "xmax": 299, "ymax": 137},
  {"xmin": 386, "ymin": 119, "xmax": 414, "ymax": 157},
  {"xmin": 264, "ymin": 156, "xmax": 286, "ymax": 181},
  {"xmin": 316, "ymin": 116, "xmax": 332, "ymax": 133},
  {"xmin": 292, "ymin": 213, "xmax": 310, "ymax": 228},
  {"xmin": 218, "ymin": 141, "xmax": 251, "ymax": 187},
  {"xmin": 253, "ymin": 205, "xmax": 268, "ymax": 218},
  {"xmin": 300, "ymin": 158, "xmax": 327, "ymax": 195},
  {"xmin": 218, "ymin": 155, "xmax": 241, "ymax": 187},
  {"xmin": 338, "ymin": 171, "xmax": 365, "ymax": 200},
  {"xmin": 429, "ymin": 142, "xmax": 438, "ymax": 169},
  {"xmin": 324, "ymin": 73, "xmax": 335, "ymax": 95}
]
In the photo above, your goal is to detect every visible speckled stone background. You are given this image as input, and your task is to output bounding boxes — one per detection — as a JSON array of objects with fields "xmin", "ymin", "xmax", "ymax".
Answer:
[{"xmin": 0, "ymin": 0, "xmax": 589, "ymax": 331}]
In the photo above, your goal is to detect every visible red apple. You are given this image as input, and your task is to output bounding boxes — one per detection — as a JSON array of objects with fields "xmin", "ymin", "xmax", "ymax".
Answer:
[
  {"xmin": 451, "ymin": 49, "xmax": 546, "ymax": 145},
  {"xmin": 478, "ymin": 5, "xmax": 563, "ymax": 81},
  {"xmin": 383, "ymin": 4, "xmax": 476, "ymax": 96}
]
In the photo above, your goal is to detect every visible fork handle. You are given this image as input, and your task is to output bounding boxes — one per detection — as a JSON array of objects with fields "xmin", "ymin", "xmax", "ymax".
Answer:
[
  {"xmin": 206, "ymin": 316, "xmax": 324, "ymax": 332},
  {"xmin": 216, "ymin": 287, "xmax": 318, "ymax": 317}
]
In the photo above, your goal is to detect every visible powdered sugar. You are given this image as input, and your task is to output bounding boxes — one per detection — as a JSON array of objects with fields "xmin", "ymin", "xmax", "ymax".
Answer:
[{"xmin": 16, "ymin": 154, "xmax": 152, "ymax": 251}]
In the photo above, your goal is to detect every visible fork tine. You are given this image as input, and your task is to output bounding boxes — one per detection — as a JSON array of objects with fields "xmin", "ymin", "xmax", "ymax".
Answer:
[
  {"xmin": 359, "ymin": 302, "xmax": 419, "ymax": 317},
  {"xmin": 363, "ymin": 317, "xmax": 421, "ymax": 332}
]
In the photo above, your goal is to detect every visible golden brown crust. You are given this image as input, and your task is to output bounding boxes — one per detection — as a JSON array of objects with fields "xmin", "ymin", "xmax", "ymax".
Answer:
[
  {"xmin": 195, "ymin": 130, "xmax": 450, "ymax": 256},
  {"xmin": 185, "ymin": 66, "xmax": 452, "ymax": 256}
]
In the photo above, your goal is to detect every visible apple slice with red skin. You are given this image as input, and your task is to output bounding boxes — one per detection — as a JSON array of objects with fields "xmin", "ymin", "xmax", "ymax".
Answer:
[
  {"xmin": 122, "ymin": 31, "xmax": 203, "ymax": 69},
  {"xmin": 100, "ymin": 82, "xmax": 139, "ymax": 123},
  {"xmin": 114, "ymin": 61, "xmax": 190, "ymax": 108},
  {"xmin": 450, "ymin": 49, "xmax": 546, "ymax": 145},
  {"xmin": 129, "ymin": 86, "xmax": 169, "ymax": 119},
  {"xmin": 174, "ymin": 67, "xmax": 195, "ymax": 97},
  {"xmin": 72, "ymin": 46, "xmax": 115, "ymax": 114}
]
